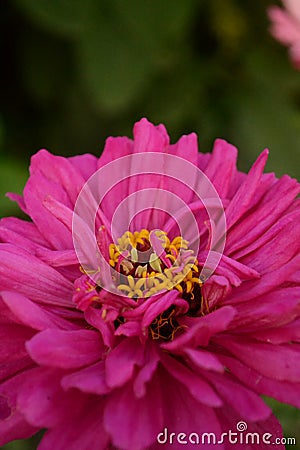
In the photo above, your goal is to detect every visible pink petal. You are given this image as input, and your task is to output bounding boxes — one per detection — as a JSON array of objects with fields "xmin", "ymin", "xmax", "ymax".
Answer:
[
  {"xmin": 226, "ymin": 175, "xmax": 300, "ymax": 257},
  {"xmin": 220, "ymin": 354, "xmax": 300, "ymax": 409},
  {"xmin": 23, "ymin": 173, "xmax": 73, "ymax": 249},
  {"xmin": 97, "ymin": 135, "xmax": 133, "ymax": 168},
  {"xmin": 84, "ymin": 307, "xmax": 115, "ymax": 348},
  {"xmin": 0, "ymin": 322, "xmax": 34, "ymax": 364},
  {"xmin": 133, "ymin": 342, "xmax": 160, "ymax": 397},
  {"xmin": 217, "ymin": 335, "xmax": 300, "ymax": 382},
  {"xmin": 141, "ymin": 290, "xmax": 187, "ymax": 329},
  {"xmin": 226, "ymin": 254, "xmax": 300, "ymax": 304},
  {"xmin": 161, "ymin": 353, "xmax": 222, "ymax": 407},
  {"xmin": 0, "ymin": 225, "xmax": 41, "ymax": 254},
  {"xmin": 163, "ymin": 306, "xmax": 236, "ymax": 351},
  {"xmin": 269, "ymin": 6, "xmax": 300, "ymax": 44},
  {"xmin": 254, "ymin": 318, "xmax": 300, "ymax": 344},
  {"xmin": 185, "ymin": 348, "xmax": 224, "ymax": 372},
  {"xmin": 0, "ymin": 216, "xmax": 46, "ymax": 246},
  {"xmin": 17, "ymin": 367, "xmax": 86, "ymax": 428},
  {"xmin": 204, "ymin": 138, "xmax": 238, "ymax": 198},
  {"xmin": 169, "ymin": 132, "xmax": 199, "ymax": 166},
  {"xmin": 26, "ymin": 329, "xmax": 103, "ymax": 369},
  {"xmin": 215, "ymin": 407, "xmax": 284, "ymax": 450},
  {"xmin": 202, "ymin": 274, "xmax": 232, "ymax": 305},
  {"xmin": 133, "ymin": 118, "xmax": 169, "ymax": 153},
  {"xmin": 198, "ymin": 151, "xmax": 211, "ymax": 171},
  {"xmin": 270, "ymin": 10, "xmax": 292, "ymax": 43},
  {"xmin": 104, "ymin": 376, "xmax": 164, "ymax": 450},
  {"xmin": 115, "ymin": 319, "xmax": 144, "ymax": 338},
  {"xmin": 284, "ymin": 0, "xmax": 300, "ymax": 22},
  {"xmin": 42, "ymin": 195, "xmax": 73, "ymax": 232},
  {"xmin": 29, "ymin": 149, "xmax": 86, "ymax": 204},
  {"xmin": 61, "ymin": 361, "xmax": 110, "ymax": 395},
  {"xmin": 44, "ymin": 196, "xmax": 107, "ymax": 280},
  {"xmin": 233, "ymin": 209, "xmax": 300, "ymax": 262},
  {"xmin": 239, "ymin": 211, "xmax": 300, "ymax": 273},
  {"xmin": 225, "ymin": 150, "xmax": 269, "ymax": 230},
  {"xmin": 0, "ymin": 244, "xmax": 73, "ymax": 307},
  {"xmin": 105, "ymin": 338, "xmax": 145, "ymax": 388},
  {"xmin": 216, "ymin": 253, "xmax": 260, "ymax": 283},
  {"xmin": 68, "ymin": 153, "xmax": 98, "ymax": 180},
  {"xmin": 208, "ymin": 372, "xmax": 271, "ymax": 421},
  {"xmin": 289, "ymin": 42, "xmax": 300, "ymax": 69},
  {"xmin": 0, "ymin": 355, "xmax": 32, "ymax": 383},
  {"xmin": 155, "ymin": 367, "xmax": 223, "ymax": 448},
  {"xmin": 35, "ymin": 248, "xmax": 78, "ymax": 267},
  {"xmin": 38, "ymin": 398, "xmax": 109, "ymax": 450},
  {"xmin": 250, "ymin": 415, "xmax": 285, "ymax": 450},
  {"xmin": 1, "ymin": 291, "xmax": 78, "ymax": 331},
  {"xmin": 229, "ymin": 287, "xmax": 300, "ymax": 332},
  {"xmin": 0, "ymin": 373, "xmax": 39, "ymax": 446}
]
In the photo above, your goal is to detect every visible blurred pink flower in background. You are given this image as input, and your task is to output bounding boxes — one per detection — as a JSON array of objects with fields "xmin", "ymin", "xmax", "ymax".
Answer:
[
  {"xmin": 0, "ymin": 118, "xmax": 300, "ymax": 449},
  {"xmin": 268, "ymin": 0, "xmax": 300, "ymax": 69}
]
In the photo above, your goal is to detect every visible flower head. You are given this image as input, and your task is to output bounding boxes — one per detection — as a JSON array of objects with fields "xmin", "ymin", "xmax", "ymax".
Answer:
[
  {"xmin": 268, "ymin": 0, "xmax": 300, "ymax": 70},
  {"xmin": 0, "ymin": 118, "xmax": 299, "ymax": 449}
]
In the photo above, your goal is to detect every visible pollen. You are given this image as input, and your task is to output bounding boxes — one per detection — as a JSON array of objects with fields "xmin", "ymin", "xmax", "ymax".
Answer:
[
  {"xmin": 109, "ymin": 229, "xmax": 203, "ymax": 307},
  {"xmin": 107, "ymin": 229, "xmax": 206, "ymax": 341}
]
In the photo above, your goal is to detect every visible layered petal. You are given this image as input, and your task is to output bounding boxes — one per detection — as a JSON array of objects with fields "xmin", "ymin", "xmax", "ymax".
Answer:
[
  {"xmin": 104, "ymin": 375, "xmax": 164, "ymax": 450},
  {"xmin": 105, "ymin": 337, "xmax": 145, "ymax": 388},
  {"xmin": 26, "ymin": 329, "xmax": 103, "ymax": 369},
  {"xmin": 0, "ymin": 244, "xmax": 73, "ymax": 307},
  {"xmin": 38, "ymin": 398, "xmax": 109, "ymax": 450},
  {"xmin": 0, "ymin": 118, "xmax": 299, "ymax": 450},
  {"xmin": 216, "ymin": 335, "xmax": 300, "ymax": 382},
  {"xmin": 17, "ymin": 367, "xmax": 86, "ymax": 428},
  {"xmin": 0, "ymin": 373, "xmax": 39, "ymax": 446}
]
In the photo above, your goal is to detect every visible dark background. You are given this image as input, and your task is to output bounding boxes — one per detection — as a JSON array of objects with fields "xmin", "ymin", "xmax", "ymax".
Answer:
[{"xmin": 1, "ymin": 0, "xmax": 300, "ymax": 448}]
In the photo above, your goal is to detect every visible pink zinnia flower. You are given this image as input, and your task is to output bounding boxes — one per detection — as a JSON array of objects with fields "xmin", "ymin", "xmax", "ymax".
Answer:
[
  {"xmin": 1, "ymin": 118, "xmax": 300, "ymax": 449},
  {"xmin": 268, "ymin": 0, "xmax": 300, "ymax": 69}
]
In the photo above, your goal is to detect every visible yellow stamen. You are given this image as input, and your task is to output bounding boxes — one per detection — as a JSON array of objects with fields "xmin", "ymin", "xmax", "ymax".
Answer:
[{"xmin": 108, "ymin": 229, "xmax": 203, "ymax": 309}]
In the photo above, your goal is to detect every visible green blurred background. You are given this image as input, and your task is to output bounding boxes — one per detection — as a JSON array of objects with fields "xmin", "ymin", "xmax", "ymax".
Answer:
[{"xmin": 1, "ymin": 0, "xmax": 300, "ymax": 448}]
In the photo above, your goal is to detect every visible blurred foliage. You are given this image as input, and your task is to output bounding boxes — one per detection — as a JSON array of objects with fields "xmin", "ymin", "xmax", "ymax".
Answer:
[
  {"xmin": 0, "ymin": 0, "xmax": 300, "ymax": 448},
  {"xmin": 265, "ymin": 398, "xmax": 300, "ymax": 449},
  {"xmin": 2, "ymin": 432, "xmax": 43, "ymax": 450},
  {"xmin": 1, "ymin": 1, "xmax": 299, "ymax": 179}
]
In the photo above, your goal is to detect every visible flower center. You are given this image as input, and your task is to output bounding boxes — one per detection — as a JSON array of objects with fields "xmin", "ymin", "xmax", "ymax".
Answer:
[
  {"xmin": 109, "ymin": 229, "xmax": 204, "ymax": 340},
  {"xmin": 109, "ymin": 229, "xmax": 201, "ymax": 298},
  {"xmin": 74, "ymin": 229, "xmax": 206, "ymax": 342}
]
